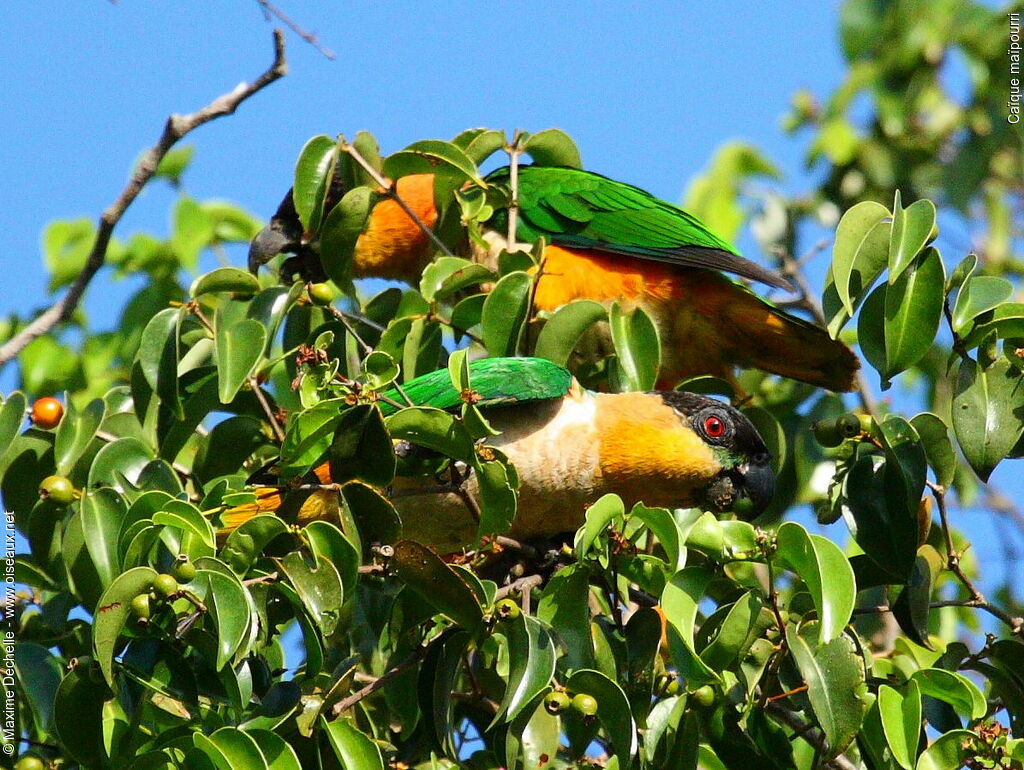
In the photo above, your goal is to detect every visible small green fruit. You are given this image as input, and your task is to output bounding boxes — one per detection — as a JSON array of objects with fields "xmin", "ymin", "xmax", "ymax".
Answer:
[
  {"xmin": 130, "ymin": 594, "xmax": 152, "ymax": 620},
  {"xmin": 691, "ymin": 685, "xmax": 716, "ymax": 708},
  {"xmin": 308, "ymin": 283, "xmax": 334, "ymax": 306},
  {"xmin": 152, "ymin": 573, "xmax": 179, "ymax": 599},
  {"xmin": 838, "ymin": 413, "xmax": 861, "ymax": 438},
  {"xmin": 544, "ymin": 691, "xmax": 570, "ymax": 714},
  {"xmin": 494, "ymin": 598, "xmax": 521, "ymax": 620},
  {"xmin": 15, "ymin": 756, "xmax": 46, "ymax": 770},
  {"xmin": 39, "ymin": 475, "xmax": 75, "ymax": 505},
  {"xmin": 811, "ymin": 418, "xmax": 843, "ymax": 448},
  {"xmin": 171, "ymin": 555, "xmax": 197, "ymax": 583},
  {"xmin": 572, "ymin": 693, "xmax": 599, "ymax": 716}
]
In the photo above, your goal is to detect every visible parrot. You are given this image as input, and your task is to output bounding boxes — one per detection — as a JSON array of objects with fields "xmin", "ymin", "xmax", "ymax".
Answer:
[
  {"xmin": 219, "ymin": 357, "xmax": 774, "ymax": 553},
  {"xmin": 248, "ymin": 164, "xmax": 858, "ymax": 392}
]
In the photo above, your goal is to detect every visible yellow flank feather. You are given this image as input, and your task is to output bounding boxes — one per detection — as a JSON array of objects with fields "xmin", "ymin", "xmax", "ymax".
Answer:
[
  {"xmin": 594, "ymin": 392, "xmax": 721, "ymax": 507},
  {"xmin": 353, "ymin": 174, "xmax": 438, "ymax": 282}
]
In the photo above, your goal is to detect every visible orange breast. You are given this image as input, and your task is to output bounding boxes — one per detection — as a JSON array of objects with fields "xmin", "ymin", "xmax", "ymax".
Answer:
[{"xmin": 353, "ymin": 173, "xmax": 438, "ymax": 283}]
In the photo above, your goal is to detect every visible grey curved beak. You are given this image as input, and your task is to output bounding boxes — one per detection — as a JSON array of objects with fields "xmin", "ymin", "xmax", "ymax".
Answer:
[
  {"xmin": 248, "ymin": 224, "xmax": 296, "ymax": 274},
  {"xmin": 739, "ymin": 460, "xmax": 775, "ymax": 519}
]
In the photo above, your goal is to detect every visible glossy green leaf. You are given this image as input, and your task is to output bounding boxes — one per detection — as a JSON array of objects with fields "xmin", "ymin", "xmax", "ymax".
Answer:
[
  {"xmin": 153, "ymin": 499, "xmax": 217, "ymax": 550},
  {"xmin": 54, "ymin": 396, "xmax": 104, "ymax": 476},
  {"xmin": 215, "ymin": 315, "xmax": 266, "ymax": 404},
  {"xmin": 878, "ymin": 680, "xmax": 922, "ymax": 770},
  {"xmin": 0, "ymin": 391, "xmax": 26, "ymax": 461},
  {"xmin": 328, "ymin": 404, "xmax": 396, "ymax": 486},
  {"xmin": 565, "ymin": 670, "xmax": 638, "ymax": 764},
  {"xmin": 137, "ymin": 306, "xmax": 183, "ymax": 417},
  {"xmin": 536, "ymin": 564, "xmax": 594, "ymax": 670},
  {"xmin": 53, "ymin": 666, "xmax": 107, "ymax": 767},
  {"xmin": 320, "ymin": 186, "xmax": 375, "ymax": 286},
  {"xmin": 699, "ymin": 590, "xmax": 767, "ymax": 671},
  {"xmin": 383, "ymin": 139, "xmax": 483, "ymax": 185},
  {"xmin": 523, "ymin": 128, "xmax": 583, "ymax": 168},
  {"xmin": 952, "ymin": 355, "xmax": 1024, "ymax": 481},
  {"xmin": 474, "ymin": 454, "xmax": 517, "ymax": 540},
  {"xmin": 385, "ymin": 406, "xmax": 475, "ymax": 462},
  {"xmin": 420, "ymin": 256, "xmax": 489, "ymax": 301},
  {"xmin": 533, "ymin": 299, "xmax": 607, "ymax": 366},
  {"xmin": 292, "ymin": 135, "xmax": 336, "ymax": 232},
  {"xmin": 15, "ymin": 642, "xmax": 63, "ymax": 735},
  {"xmin": 661, "ymin": 567, "xmax": 720, "ymax": 684},
  {"xmin": 393, "ymin": 539, "xmax": 483, "ymax": 630},
  {"xmin": 81, "ymin": 487, "xmax": 125, "ymax": 588},
  {"xmin": 304, "ymin": 519, "xmax": 360, "ymax": 602},
  {"xmin": 831, "ymin": 200, "xmax": 891, "ymax": 316},
  {"xmin": 203, "ymin": 569, "xmax": 254, "ymax": 669},
  {"xmin": 953, "ymin": 274, "xmax": 1014, "ymax": 335},
  {"xmin": 878, "ymin": 415, "xmax": 928, "ymax": 517},
  {"xmin": 279, "ymin": 397, "xmax": 345, "ymax": 477},
  {"xmin": 43, "ymin": 217, "xmax": 95, "ymax": 291},
  {"xmin": 190, "ymin": 267, "xmax": 260, "ymax": 298},
  {"xmin": 275, "ymin": 550, "xmax": 343, "ymax": 637},
  {"xmin": 888, "ymin": 192, "xmax": 936, "ymax": 281},
  {"xmin": 915, "ymin": 729, "xmax": 975, "ymax": 770},
  {"xmin": 883, "ymin": 246, "xmax": 944, "ymax": 379},
  {"xmin": 574, "ymin": 493, "xmax": 625, "ymax": 557},
  {"xmin": 248, "ymin": 729, "xmax": 302, "ymax": 770},
  {"xmin": 204, "ymin": 727, "xmax": 269, "ymax": 770},
  {"xmin": 341, "ymin": 481, "xmax": 402, "ymax": 548},
  {"xmin": 775, "ymin": 521, "xmax": 855, "ymax": 644},
  {"xmin": 911, "ymin": 668, "xmax": 986, "ymax": 721},
  {"xmin": 221, "ymin": 514, "xmax": 288, "ymax": 574},
  {"xmin": 492, "ymin": 614, "xmax": 557, "ymax": 725},
  {"xmin": 786, "ymin": 623, "xmax": 868, "ymax": 758},
  {"xmin": 322, "ymin": 717, "xmax": 385, "ymax": 770},
  {"xmin": 481, "ymin": 270, "xmax": 531, "ymax": 357},
  {"xmin": 909, "ymin": 413, "xmax": 956, "ymax": 488},
  {"xmin": 454, "ymin": 127, "xmax": 507, "ymax": 164},
  {"xmin": 609, "ymin": 302, "xmax": 661, "ymax": 391},
  {"xmin": 93, "ymin": 566, "xmax": 158, "ymax": 684},
  {"xmin": 891, "ymin": 545, "xmax": 942, "ymax": 648}
]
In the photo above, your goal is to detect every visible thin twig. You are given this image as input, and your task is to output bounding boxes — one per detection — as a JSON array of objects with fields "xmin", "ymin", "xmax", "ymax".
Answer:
[
  {"xmin": 254, "ymin": 0, "xmax": 336, "ymax": 59},
  {"xmin": 494, "ymin": 574, "xmax": 543, "ymax": 602},
  {"xmin": 249, "ymin": 376, "xmax": 286, "ymax": 443},
  {"xmin": 0, "ymin": 30, "xmax": 288, "ymax": 367},
  {"xmin": 506, "ymin": 132, "xmax": 523, "ymax": 247},
  {"xmin": 340, "ymin": 140, "xmax": 454, "ymax": 257},
  {"xmin": 331, "ymin": 644, "xmax": 430, "ymax": 716},
  {"xmin": 764, "ymin": 703, "xmax": 858, "ymax": 770}
]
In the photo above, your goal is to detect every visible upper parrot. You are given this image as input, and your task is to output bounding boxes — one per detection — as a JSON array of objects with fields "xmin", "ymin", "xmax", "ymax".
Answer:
[
  {"xmin": 248, "ymin": 164, "xmax": 859, "ymax": 392},
  {"xmin": 220, "ymin": 357, "xmax": 774, "ymax": 553}
]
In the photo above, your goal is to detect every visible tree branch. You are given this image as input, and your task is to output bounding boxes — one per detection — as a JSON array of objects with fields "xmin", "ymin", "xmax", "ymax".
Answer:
[
  {"xmin": 764, "ymin": 702, "xmax": 859, "ymax": 770},
  {"xmin": 0, "ymin": 30, "xmax": 288, "ymax": 367},
  {"xmin": 254, "ymin": 0, "xmax": 335, "ymax": 60},
  {"xmin": 331, "ymin": 643, "xmax": 430, "ymax": 717}
]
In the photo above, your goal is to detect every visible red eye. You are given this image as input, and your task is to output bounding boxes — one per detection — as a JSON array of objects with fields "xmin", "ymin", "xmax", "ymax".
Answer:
[{"xmin": 704, "ymin": 415, "xmax": 725, "ymax": 437}]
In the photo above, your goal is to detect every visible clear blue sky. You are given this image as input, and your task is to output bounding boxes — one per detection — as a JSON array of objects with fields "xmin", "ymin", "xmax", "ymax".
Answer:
[{"xmin": 5, "ymin": 3, "xmax": 1021, "ymax": 595}]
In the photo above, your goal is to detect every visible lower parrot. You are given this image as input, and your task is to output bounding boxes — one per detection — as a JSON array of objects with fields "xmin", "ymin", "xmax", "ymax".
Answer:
[
  {"xmin": 248, "ymin": 163, "xmax": 858, "ymax": 391},
  {"xmin": 220, "ymin": 357, "xmax": 774, "ymax": 553}
]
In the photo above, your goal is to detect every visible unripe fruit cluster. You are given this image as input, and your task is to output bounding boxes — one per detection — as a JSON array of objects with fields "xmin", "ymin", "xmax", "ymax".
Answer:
[
  {"xmin": 812, "ymin": 413, "xmax": 871, "ymax": 448},
  {"xmin": 543, "ymin": 690, "xmax": 598, "ymax": 717},
  {"xmin": 129, "ymin": 558, "xmax": 194, "ymax": 622}
]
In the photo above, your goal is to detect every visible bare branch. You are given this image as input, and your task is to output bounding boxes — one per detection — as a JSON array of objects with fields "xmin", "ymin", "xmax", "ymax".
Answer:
[
  {"xmin": 764, "ymin": 702, "xmax": 859, "ymax": 770},
  {"xmin": 331, "ymin": 643, "xmax": 430, "ymax": 717},
  {"xmin": 255, "ymin": 0, "xmax": 336, "ymax": 60},
  {"xmin": 0, "ymin": 30, "xmax": 288, "ymax": 367}
]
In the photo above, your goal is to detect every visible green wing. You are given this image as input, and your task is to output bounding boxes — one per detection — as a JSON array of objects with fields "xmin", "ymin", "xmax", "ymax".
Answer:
[
  {"xmin": 484, "ymin": 165, "xmax": 789, "ymax": 290},
  {"xmin": 378, "ymin": 357, "xmax": 573, "ymax": 416}
]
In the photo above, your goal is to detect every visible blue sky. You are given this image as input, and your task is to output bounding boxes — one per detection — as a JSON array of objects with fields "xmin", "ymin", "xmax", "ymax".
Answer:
[{"xmin": 5, "ymin": 4, "xmax": 1021, "ymax": 597}]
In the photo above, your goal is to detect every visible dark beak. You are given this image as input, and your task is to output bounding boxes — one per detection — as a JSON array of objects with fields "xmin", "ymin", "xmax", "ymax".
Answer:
[
  {"xmin": 737, "ymin": 459, "xmax": 775, "ymax": 520},
  {"xmin": 248, "ymin": 224, "xmax": 297, "ymax": 274}
]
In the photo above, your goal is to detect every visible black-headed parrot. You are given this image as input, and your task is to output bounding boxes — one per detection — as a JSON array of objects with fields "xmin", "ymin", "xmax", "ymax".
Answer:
[
  {"xmin": 249, "ymin": 165, "xmax": 858, "ymax": 392},
  {"xmin": 220, "ymin": 357, "xmax": 774, "ymax": 553}
]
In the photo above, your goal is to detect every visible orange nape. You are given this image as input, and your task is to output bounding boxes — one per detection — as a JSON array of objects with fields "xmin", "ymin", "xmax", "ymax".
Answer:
[
  {"xmin": 352, "ymin": 174, "xmax": 438, "ymax": 282},
  {"xmin": 216, "ymin": 463, "xmax": 337, "ymax": 541}
]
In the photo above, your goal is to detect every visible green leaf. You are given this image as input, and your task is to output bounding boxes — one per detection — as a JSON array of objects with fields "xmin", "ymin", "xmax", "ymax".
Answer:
[
  {"xmin": 328, "ymin": 404, "xmax": 396, "ymax": 487},
  {"xmin": 81, "ymin": 487, "xmax": 125, "ymax": 589},
  {"xmin": 383, "ymin": 139, "xmax": 484, "ymax": 185},
  {"xmin": 420, "ymin": 256, "xmax": 489, "ymax": 301},
  {"xmin": 54, "ymin": 396, "xmax": 104, "ymax": 476},
  {"xmin": 775, "ymin": 521, "xmax": 855, "ymax": 644},
  {"xmin": 878, "ymin": 681, "xmax": 922, "ymax": 770},
  {"xmin": 523, "ymin": 128, "xmax": 583, "ymax": 168},
  {"xmin": 137, "ymin": 307, "xmax": 183, "ymax": 418},
  {"xmin": 888, "ymin": 192, "xmax": 937, "ymax": 281},
  {"xmin": 661, "ymin": 567, "xmax": 720, "ymax": 684},
  {"xmin": 393, "ymin": 539, "xmax": 483, "ymax": 630},
  {"xmin": 322, "ymin": 717, "xmax": 385, "ymax": 770},
  {"xmin": 215, "ymin": 314, "xmax": 266, "ymax": 404},
  {"xmin": 320, "ymin": 186, "xmax": 376, "ymax": 286},
  {"xmin": 573, "ymin": 493, "xmax": 625, "ymax": 557},
  {"xmin": 275, "ymin": 550, "xmax": 343, "ymax": 637},
  {"xmin": 362, "ymin": 350, "xmax": 399, "ymax": 389},
  {"xmin": 292, "ymin": 135, "xmax": 337, "ymax": 232},
  {"xmin": 878, "ymin": 415, "xmax": 928, "ymax": 518},
  {"xmin": 385, "ymin": 406, "xmax": 475, "ymax": 462},
  {"xmin": 609, "ymin": 302, "xmax": 661, "ymax": 391},
  {"xmin": 786, "ymin": 623, "xmax": 868, "ymax": 758},
  {"xmin": 154, "ymin": 144, "xmax": 194, "ymax": 184},
  {"xmin": 891, "ymin": 545, "xmax": 942, "ymax": 648},
  {"xmin": 279, "ymin": 398, "xmax": 346, "ymax": 477},
  {"xmin": 482, "ymin": 270, "xmax": 532, "ymax": 357},
  {"xmin": 248, "ymin": 729, "xmax": 303, "ymax": 770},
  {"xmin": 831, "ymin": 200, "xmax": 891, "ymax": 316},
  {"xmin": 492, "ymin": 614, "xmax": 557, "ymax": 725},
  {"xmin": 204, "ymin": 727, "xmax": 269, "ymax": 770},
  {"xmin": 15, "ymin": 643, "xmax": 63, "ymax": 735},
  {"xmin": 93, "ymin": 566, "xmax": 159, "ymax": 684},
  {"xmin": 536, "ymin": 564, "xmax": 595, "ymax": 671},
  {"xmin": 533, "ymin": 300, "xmax": 607, "ymax": 366},
  {"xmin": 0, "ymin": 391, "xmax": 26, "ymax": 463},
  {"xmin": 190, "ymin": 267, "xmax": 261, "ymax": 298},
  {"xmin": 699, "ymin": 590, "xmax": 767, "ymax": 671},
  {"xmin": 961, "ymin": 302, "xmax": 1024, "ymax": 348},
  {"xmin": 946, "ymin": 253, "xmax": 978, "ymax": 295},
  {"xmin": 909, "ymin": 413, "xmax": 957, "ymax": 488},
  {"xmin": 453, "ymin": 127, "xmax": 507, "ymax": 164},
  {"xmin": 341, "ymin": 481, "xmax": 402, "ymax": 548},
  {"xmin": 44, "ymin": 217, "xmax": 95, "ymax": 292},
  {"xmin": 952, "ymin": 356, "xmax": 1024, "ymax": 481},
  {"xmin": 474, "ymin": 454, "xmax": 518, "ymax": 541},
  {"xmin": 304, "ymin": 519, "xmax": 360, "ymax": 602},
  {"xmin": 53, "ymin": 666, "xmax": 107, "ymax": 767},
  {"xmin": 915, "ymin": 729, "xmax": 975, "ymax": 770},
  {"xmin": 153, "ymin": 499, "xmax": 217, "ymax": 550},
  {"xmin": 951, "ymin": 275, "xmax": 1015, "ymax": 333},
  {"xmin": 883, "ymin": 246, "xmax": 945, "ymax": 380},
  {"xmin": 202, "ymin": 569, "xmax": 254, "ymax": 670},
  {"xmin": 911, "ymin": 668, "xmax": 986, "ymax": 721},
  {"xmin": 564, "ymin": 670, "xmax": 638, "ymax": 764},
  {"xmin": 221, "ymin": 514, "xmax": 288, "ymax": 574}
]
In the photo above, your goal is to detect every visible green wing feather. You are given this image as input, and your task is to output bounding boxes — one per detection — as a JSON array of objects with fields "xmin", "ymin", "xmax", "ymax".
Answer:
[
  {"xmin": 484, "ymin": 165, "xmax": 790, "ymax": 290},
  {"xmin": 378, "ymin": 357, "xmax": 573, "ymax": 416}
]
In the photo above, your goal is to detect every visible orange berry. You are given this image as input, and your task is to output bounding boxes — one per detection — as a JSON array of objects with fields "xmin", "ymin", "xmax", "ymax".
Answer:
[{"xmin": 30, "ymin": 397, "xmax": 64, "ymax": 429}]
